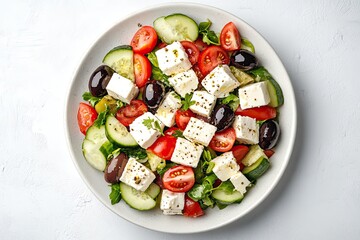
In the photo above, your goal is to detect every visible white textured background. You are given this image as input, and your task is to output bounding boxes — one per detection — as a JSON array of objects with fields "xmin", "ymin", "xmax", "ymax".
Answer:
[{"xmin": 1, "ymin": 0, "xmax": 360, "ymax": 239}]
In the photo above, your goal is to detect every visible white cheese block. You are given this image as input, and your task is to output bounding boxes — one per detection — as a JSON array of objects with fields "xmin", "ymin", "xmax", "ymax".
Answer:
[
  {"xmin": 201, "ymin": 65, "xmax": 240, "ymax": 98},
  {"xmin": 232, "ymin": 115, "xmax": 259, "ymax": 144},
  {"xmin": 155, "ymin": 41, "xmax": 192, "ymax": 76},
  {"xmin": 171, "ymin": 137, "xmax": 204, "ymax": 168},
  {"xmin": 160, "ymin": 189, "xmax": 185, "ymax": 215},
  {"xmin": 230, "ymin": 171, "xmax": 251, "ymax": 195},
  {"xmin": 155, "ymin": 91, "xmax": 182, "ymax": 127},
  {"xmin": 238, "ymin": 81, "xmax": 270, "ymax": 109},
  {"xmin": 168, "ymin": 69, "xmax": 199, "ymax": 98},
  {"xmin": 183, "ymin": 117, "xmax": 217, "ymax": 147},
  {"xmin": 189, "ymin": 90, "xmax": 217, "ymax": 117},
  {"xmin": 211, "ymin": 152, "xmax": 240, "ymax": 181},
  {"xmin": 129, "ymin": 112, "xmax": 164, "ymax": 149},
  {"xmin": 105, "ymin": 72, "xmax": 139, "ymax": 104},
  {"xmin": 119, "ymin": 157, "xmax": 156, "ymax": 191}
]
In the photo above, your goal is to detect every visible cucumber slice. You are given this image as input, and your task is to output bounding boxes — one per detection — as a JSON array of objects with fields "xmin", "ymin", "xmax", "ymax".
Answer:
[
  {"xmin": 99, "ymin": 141, "xmax": 114, "ymax": 158},
  {"xmin": 230, "ymin": 66, "xmax": 255, "ymax": 86},
  {"xmin": 119, "ymin": 182, "xmax": 156, "ymax": 210},
  {"xmin": 145, "ymin": 183, "xmax": 161, "ymax": 199},
  {"xmin": 265, "ymin": 79, "xmax": 284, "ymax": 107},
  {"xmin": 147, "ymin": 151, "xmax": 165, "ymax": 171},
  {"xmin": 212, "ymin": 188, "xmax": 244, "ymax": 204},
  {"xmin": 103, "ymin": 45, "xmax": 134, "ymax": 81},
  {"xmin": 85, "ymin": 124, "xmax": 107, "ymax": 143},
  {"xmin": 241, "ymin": 145, "xmax": 268, "ymax": 167},
  {"xmin": 105, "ymin": 115, "xmax": 138, "ymax": 147},
  {"xmin": 242, "ymin": 157, "xmax": 270, "ymax": 181},
  {"xmin": 154, "ymin": 14, "xmax": 198, "ymax": 43}
]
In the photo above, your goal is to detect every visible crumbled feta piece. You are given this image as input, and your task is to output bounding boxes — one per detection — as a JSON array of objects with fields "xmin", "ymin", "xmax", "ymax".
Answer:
[
  {"xmin": 230, "ymin": 171, "xmax": 251, "ymax": 195},
  {"xmin": 105, "ymin": 72, "xmax": 139, "ymax": 104},
  {"xmin": 129, "ymin": 112, "xmax": 164, "ymax": 148},
  {"xmin": 201, "ymin": 65, "xmax": 240, "ymax": 98},
  {"xmin": 119, "ymin": 157, "xmax": 156, "ymax": 191},
  {"xmin": 189, "ymin": 90, "xmax": 217, "ymax": 117},
  {"xmin": 211, "ymin": 152, "xmax": 240, "ymax": 181},
  {"xmin": 160, "ymin": 189, "xmax": 185, "ymax": 215},
  {"xmin": 171, "ymin": 137, "xmax": 204, "ymax": 168},
  {"xmin": 183, "ymin": 117, "xmax": 217, "ymax": 146},
  {"xmin": 155, "ymin": 41, "xmax": 192, "ymax": 76},
  {"xmin": 168, "ymin": 69, "xmax": 199, "ymax": 98},
  {"xmin": 232, "ymin": 115, "xmax": 259, "ymax": 144},
  {"xmin": 238, "ymin": 82, "xmax": 270, "ymax": 109},
  {"xmin": 155, "ymin": 91, "xmax": 182, "ymax": 127}
]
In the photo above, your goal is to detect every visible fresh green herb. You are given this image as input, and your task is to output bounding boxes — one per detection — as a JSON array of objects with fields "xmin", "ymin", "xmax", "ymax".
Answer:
[
  {"xmin": 151, "ymin": 66, "xmax": 171, "ymax": 87},
  {"xmin": 93, "ymin": 106, "xmax": 109, "ymax": 128},
  {"xmin": 181, "ymin": 93, "xmax": 195, "ymax": 110},
  {"xmin": 220, "ymin": 93, "xmax": 240, "ymax": 111},
  {"xmin": 142, "ymin": 117, "xmax": 164, "ymax": 135},
  {"xmin": 206, "ymin": 162, "xmax": 215, "ymax": 174},
  {"xmin": 172, "ymin": 130, "xmax": 184, "ymax": 138},
  {"xmin": 198, "ymin": 20, "xmax": 212, "ymax": 32},
  {"xmin": 109, "ymin": 183, "xmax": 121, "ymax": 205},
  {"xmin": 147, "ymin": 51, "xmax": 159, "ymax": 67},
  {"xmin": 202, "ymin": 148, "xmax": 216, "ymax": 162},
  {"xmin": 198, "ymin": 19, "xmax": 220, "ymax": 45},
  {"xmin": 202, "ymin": 195, "xmax": 215, "ymax": 208},
  {"xmin": 116, "ymin": 100, "xmax": 124, "ymax": 110},
  {"xmin": 187, "ymin": 174, "xmax": 217, "ymax": 201},
  {"xmin": 241, "ymin": 38, "xmax": 255, "ymax": 53},
  {"xmin": 121, "ymin": 147, "xmax": 147, "ymax": 160},
  {"xmin": 171, "ymin": 92, "xmax": 181, "ymax": 100},
  {"xmin": 82, "ymin": 92, "xmax": 101, "ymax": 107}
]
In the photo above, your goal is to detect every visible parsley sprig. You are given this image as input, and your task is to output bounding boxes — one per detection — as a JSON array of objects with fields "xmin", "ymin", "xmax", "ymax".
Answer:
[
  {"xmin": 142, "ymin": 117, "xmax": 164, "ymax": 135},
  {"xmin": 82, "ymin": 92, "xmax": 101, "ymax": 107},
  {"xmin": 181, "ymin": 93, "xmax": 195, "ymax": 110}
]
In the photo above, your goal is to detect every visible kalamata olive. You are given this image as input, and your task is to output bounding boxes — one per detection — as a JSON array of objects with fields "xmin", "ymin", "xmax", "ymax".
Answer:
[
  {"xmin": 144, "ymin": 80, "xmax": 165, "ymax": 113},
  {"xmin": 104, "ymin": 153, "xmax": 128, "ymax": 184},
  {"xmin": 88, "ymin": 65, "xmax": 114, "ymax": 97},
  {"xmin": 230, "ymin": 50, "xmax": 258, "ymax": 71},
  {"xmin": 210, "ymin": 104, "xmax": 235, "ymax": 131},
  {"xmin": 259, "ymin": 120, "xmax": 280, "ymax": 150}
]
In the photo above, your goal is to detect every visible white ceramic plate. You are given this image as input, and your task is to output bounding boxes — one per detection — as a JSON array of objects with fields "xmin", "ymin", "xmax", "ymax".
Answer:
[{"xmin": 65, "ymin": 2, "xmax": 297, "ymax": 234}]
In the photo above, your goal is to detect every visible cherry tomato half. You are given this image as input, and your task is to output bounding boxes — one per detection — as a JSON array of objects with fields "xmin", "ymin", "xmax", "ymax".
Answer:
[
  {"xmin": 130, "ymin": 26, "xmax": 158, "ymax": 54},
  {"xmin": 147, "ymin": 135, "xmax": 177, "ymax": 160},
  {"xmin": 116, "ymin": 100, "xmax": 147, "ymax": 126},
  {"xmin": 162, "ymin": 165, "xmax": 195, "ymax": 192},
  {"xmin": 198, "ymin": 46, "xmax": 230, "ymax": 76},
  {"xmin": 175, "ymin": 109, "xmax": 195, "ymax": 130},
  {"xmin": 77, "ymin": 102, "xmax": 98, "ymax": 135},
  {"xmin": 235, "ymin": 105, "xmax": 277, "ymax": 121},
  {"xmin": 209, "ymin": 127, "xmax": 236, "ymax": 152},
  {"xmin": 194, "ymin": 37, "xmax": 208, "ymax": 52},
  {"xmin": 192, "ymin": 64, "xmax": 205, "ymax": 82},
  {"xmin": 183, "ymin": 196, "xmax": 204, "ymax": 218},
  {"xmin": 220, "ymin": 22, "xmax": 241, "ymax": 51},
  {"xmin": 134, "ymin": 53, "xmax": 151, "ymax": 88},
  {"xmin": 231, "ymin": 145, "xmax": 249, "ymax": 170},
  {"xmin": 181, "ymin": 40, "xmax": 200, "ymax": 65}
]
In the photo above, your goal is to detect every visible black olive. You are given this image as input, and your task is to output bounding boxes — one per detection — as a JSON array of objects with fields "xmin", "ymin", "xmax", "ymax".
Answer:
[
  {"xmin": 210, "ymin": 104, "xmax": 235, "ymax": 131},
  {"xmin": 144, "ymin": 80, "xmax": 165, "ymax": 113},
  {"xmin": 104, "ymin": 153, "xmax": 128, "ymax": 184},
  {"xmin": 259, "ymin": 120, "xmax": 280, "ymax": 150},
  {"xmin": 230, "ymin": 50, "xmax": 258, "ymax": 71},
  {"xmin": 88, "ymin": 65, "xmax": 114, "ymax": 97}
]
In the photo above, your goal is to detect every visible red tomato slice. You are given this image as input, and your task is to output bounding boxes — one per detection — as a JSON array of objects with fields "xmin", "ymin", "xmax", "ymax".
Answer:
[
  {"xmin": 209, "ymin": 127, "xmax": 236, "ymax": 152},
  {"xmin": 148, "ymin": 135, "xmax": 177, "ymax": 160},
  {"xmin": 198, "ymin": 46, "xmax": 230, "ymax": 76},
  {"xmin": 231, "ymin": 145, "xmax": 249, "ymax": 170},
  {"xmin": 235, "ymin": 105, "xmax": 277, "ymax": 120},
  {"xmin": 162, "ymin": 166, "xmax": 195, "ymax": 192},
  {"xmin": 175, "ymin": 109, "xmax": 195, "ymax": 130},
  {"xmin": 192, "ymin": 64, "xmax": 205, "ymax": 82},
  {"xmin": 116, "ymin": 100, "xmax": 147, "ymax": 126},
  {"xmin": 220, "ymin": 22, "xmax": 241, "ymax": 51},
  {"xmin": 194, "ymin": 37, "xmax": 208, "ymax": 52},
  {"xmin": 183, "ymin": 196, "xmax": 204, "ymax": 218},
  {"xmin": 164, "ymin": 127, "xmax": 181, "ymax": 136},
  {"xmin": 77, "ymin": 103, "xmax": 98, "ymax": 135},
  {"xmin": 264, "ymin": 149, "xmax": 275, "ymax": 158},
  {"xmin": 134, "ymin": 53, "xmax": 151, "ymax": 88},
  {"xmin": 156, "ymin": 42, "xmax": 167, "ymax": 49},
  {"xmin": 181, "ymin": 41, "xmax": 200, "ymax": 65},
  {"xmin": 130, "ymin": 26, "xmax": 158, "ymax": 54}
]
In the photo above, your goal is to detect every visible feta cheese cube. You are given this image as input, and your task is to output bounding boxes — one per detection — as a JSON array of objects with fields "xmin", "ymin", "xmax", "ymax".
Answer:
[
  {"xmin": 155, "ymin": 41, "xmax": 192, "ymax": 76},
  {"xmin": 238, "ymin": 82, "xmax": 270, "ymax": 109},
  {"xmin": 232, "ymin": 115, "xmax": 259, "ymax": 144},
  {"xmin": 171, "ymin": 137, "xmax": 204, "ymax": 168},
  {"xmin": 189, "ymin": 90, "xmax": 217, "ymax": 117},
  {"xmin": 168, "ymin": 69, "xmax": 199, "ymax": 98},
  {"xmin": 129, "ymin": 112, "xmax": 164, "ymax": 148},
  {"xmin": 183, "ymin": 117, "xmax": 217, "ymax": 146},
  {"xmin": 201, "ymin": 65, "xmax": 240, "ymax": 98},
  {"xmin": 105, "ymin": 72, "xmax": 139, "ymax": 104},
  {"xmin": 230, "ymin": 172, "xmax": 251, "ymax": 195},
  {"xmin": 155, "ymin": 91, "xmax": 182, "ymax": 127},
  {"xmin": 119, "ymin": 157, "xmax": 156, "ymax": 191},
  {"xmin": 211, "ymin": 152, "xmax": 240, "ymax": 181},
  {"xmin": 160, "ymin": 189, "xmax": 185, "ymax": 215}
]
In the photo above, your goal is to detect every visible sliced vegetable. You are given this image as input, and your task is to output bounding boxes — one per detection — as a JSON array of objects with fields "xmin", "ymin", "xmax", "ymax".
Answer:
[
  {"xmin": 134, "ymin": 53, "xmax": 151, "ymax": 88},
  {"xmin": 209, "ymin": 127, "xmax": 236, "ymax": 152},
  {"xmin": 163, "ymin": 165, "xmax": 195, "ymax": 192},
  {"xmin": 116, "ymin": 100, "xmax": 148, "ymax": 126},
  {"xmin": 105, "ymin": 115, "xmax": 138, "ymax": 147},
  {"xmin": 183, "ymin": 196, "xmax": 204, "ymax": 217},
  {"xmin": 220, "ymin": 22, "xmax": 241, "ymax": 51},
  {"xmin": 119, "ymin": 182, "xmax": 156, "ymax": 210},
  {"xmin": 147, "ymin": 135, "xmax": 177, "ymax": 160},
  {"xmin": 130, "ymin": 26, "xmax": 158, "ymax": 54},
  {"xmin": 235, "ymin": 105, "xmax": 277, "ymax": 121},
  {"xmin": 77, "ymin": 102, "xmax": 98, "ymax": 135},
  {"xmin": 198, "ymin": 46, "xmax": 230, "ymax": 75},
  {"xmin": 103, "ymin": 45, "xmax": 134, "ymax": 81}
]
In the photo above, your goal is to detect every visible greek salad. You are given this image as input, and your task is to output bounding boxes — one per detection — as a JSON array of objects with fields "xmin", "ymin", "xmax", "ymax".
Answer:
[{"xmin": 77, "ymin": 13, "xmax": 283, "ymax": 217}]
